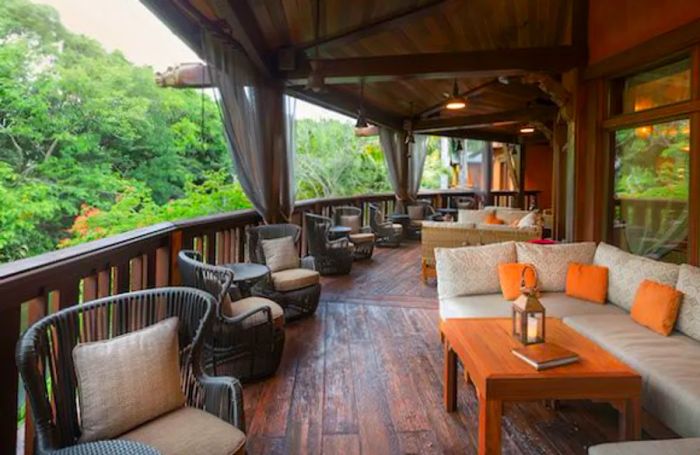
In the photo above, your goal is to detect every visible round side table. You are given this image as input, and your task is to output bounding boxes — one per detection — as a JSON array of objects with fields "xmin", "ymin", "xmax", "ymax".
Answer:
[
  {"xmin": 329, "ymin": 225, "xmax": 352, "ymax": 240},
  {"xmin": 222, "ymin": 262, "xmax": 270, "ymax": 296}
]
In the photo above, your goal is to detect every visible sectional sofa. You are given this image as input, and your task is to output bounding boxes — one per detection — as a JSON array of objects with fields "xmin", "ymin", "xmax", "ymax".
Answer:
[{"xmin": 435, "ymin": 241, "xmax": 700, "ymax": 441}]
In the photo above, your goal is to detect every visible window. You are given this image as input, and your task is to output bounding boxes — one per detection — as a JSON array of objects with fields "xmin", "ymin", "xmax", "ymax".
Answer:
[
  {"xmin": 618, "ymin": 58, "xmax": 691, "ymax": 114},
  {"xmin": 612, "ymin": 119, "xmax": 690, "ymax": 263}
]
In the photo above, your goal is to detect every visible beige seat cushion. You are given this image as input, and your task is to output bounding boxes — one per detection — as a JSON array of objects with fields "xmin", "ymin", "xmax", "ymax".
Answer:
[
  {"xmin": 515, "ymin": 242, "xmax": 597, "ymax": 292},
  {"xmin": 119, "ymin": 407, "xmax": 245, "ymax": 455},
  {"xmin": 223, "ymin": 296, "xmax": 284, "ymax": 329},
  {"xmin": 340, "ymin": 215, "xmax": 361, "ymax": 234},
  {"xmin": 594, "ymin": 242, "xmax": 679, "ymax": 311},
  {"xmin": 564, "ymin": 314, "xmax": 700, "ymax": 438},
  {"xmin": 349, "ymin": 233, "xmax": 375, "ymax": 243},
  {"xmin": 391, "ymin": 223, "xmax": 403, "ymax": 231},
  {"xmin": 589, "ymin": 438, "xmax": 700, "ymax": 455},
  {"xmin": 675, "ymin": 264, "xmax": 700, "ymax": 342},
  {"xmin": 435, "ymin": 242, "xmax": 517, "ymax": 299},
  {"xmin": 73, "ymin": 318, "xmax": 185, "ymax": 442},
  {"xmin": 271, "ymin": 268, "xmax": 320, "ymax": 292},
  {"xmin": 262, "ymin": 236, "xmax": 299, "ymax": 272},
  {"xmin": 439, "ymin": 292, "xmax": 625, "ymax": 321}
]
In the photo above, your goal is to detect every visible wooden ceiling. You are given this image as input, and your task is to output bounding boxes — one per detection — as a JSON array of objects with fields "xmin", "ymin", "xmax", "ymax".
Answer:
[{"xmin": 142, "ymin": 0, "xmax": 587, "ymax": 143}]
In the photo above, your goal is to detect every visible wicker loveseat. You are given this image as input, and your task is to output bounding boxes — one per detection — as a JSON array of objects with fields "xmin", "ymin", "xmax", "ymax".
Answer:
[{"xmin": 16, "ymin": 287, "xmax": 245, "ymax": 455}]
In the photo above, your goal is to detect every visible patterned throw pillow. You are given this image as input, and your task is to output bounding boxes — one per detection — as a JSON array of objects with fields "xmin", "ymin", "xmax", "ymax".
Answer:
[
  {"xmin": 676, "ymin": 264, "xmax": 700, "ymax": 341},
  {"xmin": 262, "ymin": 236, "xmax": 299, "ymax": 272},
  {"xmin": 593, "ymin": 242, "xmax": 679, "ymax": 311},
  {"xmin": 435, "ymin": 242, "xmax": 517, "ymax": 299},
  {"xmin": 515, "ymin": 242, "xmax": 597, "ymax": 292}
]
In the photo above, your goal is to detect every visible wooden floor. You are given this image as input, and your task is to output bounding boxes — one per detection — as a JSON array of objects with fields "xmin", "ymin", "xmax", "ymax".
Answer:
[{"xmin": 242, "ymin": 242, "xmax": 623, "ymax": 454}]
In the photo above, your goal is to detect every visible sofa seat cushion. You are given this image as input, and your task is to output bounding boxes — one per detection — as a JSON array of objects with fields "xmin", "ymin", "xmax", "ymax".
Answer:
[
  {"xmin": 589, "ymin": 438, "xmax": 700, "ymax": 455},
  {"xmin": 271, "ymin": 268, "xmax": 320, "ymax": 292},
  {"xmin": 119, "ymin": 407, "xmax": 245, "ymax": 455},
  {"xmin": 349, "ymin": 233, "xmax": 375, "ymax": 243},
  {"xmin": 593, "ymin": 242, "xmax": 679, "ymax": 311},
  {"xmin": 563, "ymin": 314, "xmax": 700, "ymax": 438},
  {"xmin": 515, "ymin": 242, "xmax": 597, "ymax": 292},
  {"xmin": 439, "ymin": 292, "xmax": 625, "ymax": 321},
  {"xmin": 224, "ymin": 297, "xmax": 284, "ymax": 329}
]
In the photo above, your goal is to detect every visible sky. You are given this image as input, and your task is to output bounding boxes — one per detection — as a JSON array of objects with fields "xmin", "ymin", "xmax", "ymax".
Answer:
[{"xmin": 36, "ymin": 0, "xmax": 352, "ymax": 122}]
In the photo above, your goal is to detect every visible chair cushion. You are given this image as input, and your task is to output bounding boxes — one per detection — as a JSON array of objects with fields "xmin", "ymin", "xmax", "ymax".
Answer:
[
  {"xmin": 340, "ymin": 215, "xmax": 361, "ymax": 234},
  {"xmin": 588, "ymin": 438, "xmax": 700, "ymax": 455},
  {"xmin": 407, "ymin": 205, "xmax": 424, "ymax": 220},
  {"xmin": 119, "ymin": 407, "xmax": 246, "ymax": 455},
  {"xmin": 262, "ymin": 236, "xmax": 299, "ymax": 272},
  {"xmin": 439, "ymin": 292, "xmax": 625, "ymax": 321},
  {"xmin": 564, "ymin": 314, "xmax": 700, "ymax": 438},
  {"xmin": 349, "ymin": 233, "xmax": 375, "ymax": 243},
  {"xmin": 631, "ymin": 279, "xmax": 682, "ymax": 336},
  {"xmin": 73, "ymin": 318, "xmax": 185, "ymax": 442},
  {"xmin": 516, "ymin": 242, "xmax": 597, "ymax": 292},
  {"xmin": 271, "ymin": 268, "xmax": 320, "ymax": 292},
  {"xmin": 458, "ymin": 209, "xmax": 489, "ymax": 224},
  {"xmin": 593, "ymin": 242, "xmax": 679, "ymax": 311},
  {"xmin": 676, "ymin": 264, "xmax": 700, "ymax": 342},
  {"xmin": 565, "ymin": 263, "xmax": 608, "ymax": 304},
  {"xmin": 391, "ymin": 223, "xmax": 403, "ymax": 230},
  {"xmin": 224, "ymin": 296, "xmax": 284, "ymax": 329},
  {"xmin": 435, "ymin": 242, "xmax": 517, "ymax": 299}
]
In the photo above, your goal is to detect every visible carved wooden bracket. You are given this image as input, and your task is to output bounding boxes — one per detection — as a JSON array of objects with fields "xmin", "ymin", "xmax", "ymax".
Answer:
[{"xmin": 521, "ymin": 72, "xmax": 572, "ymax": 123}]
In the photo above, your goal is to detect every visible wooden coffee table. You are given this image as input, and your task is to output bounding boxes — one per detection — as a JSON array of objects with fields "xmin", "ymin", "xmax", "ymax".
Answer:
[{"xmin": 441, "ymin": 318, "xmax": 642, "ymax": 455}]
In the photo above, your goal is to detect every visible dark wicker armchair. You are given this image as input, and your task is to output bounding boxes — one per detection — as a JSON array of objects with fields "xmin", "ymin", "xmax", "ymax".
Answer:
[
  {"xmin": 247, "ymin": 224, "xmax": 321, "ymax": 320},
  {"xmin": 369, "ymin": 204, "xmax": 402, "ymax": 247},
  {"xmin": 16, "ymin": 287, "xmax": 245, "ymax": 455},
  {"xmin": 304, "ymin": 213, "xmax": 354, "ymax": 275},
  {"xmin": 405, "ymin": 201, "xmax": 441, "ymax": 239},
  {"xmin": 178, "ymin": 251, "xmax": 285, "ymax": 382},
  {"xmin": 333, "ymin": 206, "xmax": 376, "ymax": 260}
]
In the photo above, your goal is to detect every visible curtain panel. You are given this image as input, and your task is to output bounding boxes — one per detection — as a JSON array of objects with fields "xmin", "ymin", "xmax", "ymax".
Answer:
[
  {"xmin": 202, "ymin": 31, "xmax": 295, "ymax": 223},
  {"xmin": 379, "ymin": 128, "xmax": 429, "ymax": 208}
]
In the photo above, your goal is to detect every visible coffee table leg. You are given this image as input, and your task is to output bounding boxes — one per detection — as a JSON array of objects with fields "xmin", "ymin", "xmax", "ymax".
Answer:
[
  {"xmin": 619, "ymin": 397, "xmax": 641, "ymax": 441},
  {"xmin": 478, "ymin": 395, "xmax": 502, "ymax": 455},
  {"xmin": 444, "ymin": 342, "xmax": 457, "ymax": 412}
]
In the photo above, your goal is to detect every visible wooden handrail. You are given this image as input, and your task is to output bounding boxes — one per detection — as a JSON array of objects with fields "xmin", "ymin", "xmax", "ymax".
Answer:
[{"xmin": 0, "ymin": 188, "xmax": 538, "ymax": 455}]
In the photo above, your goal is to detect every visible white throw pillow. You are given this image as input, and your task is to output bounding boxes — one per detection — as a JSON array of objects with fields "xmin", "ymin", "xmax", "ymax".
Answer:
[
  {"xmin": 262, "ymin": 236, "xmax": 299, "ymax": 272},
  {"xmin": 516, "ymin": 211, "xmax": 538, "ymax": 228},
  {"xmin": 435, "ymin": 242, "xmax": 517, "ymax": 299},
  {"xmin": 516, "ymin": 242, "xmax": 597, "ymax": 292},
  {"xmin": 593, "ymin": 242, "xmax": 679, "ymax": 311},
  {"xmin": 676, "ymin": 264, "xmax": 700, "ymax": 341},
  {"xmin": 73, "ymin": 317, "xmax": 185, "ymax": 442}
]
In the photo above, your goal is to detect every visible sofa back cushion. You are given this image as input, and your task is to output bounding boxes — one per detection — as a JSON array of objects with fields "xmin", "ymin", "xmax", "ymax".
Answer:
[
  {"xmin": 457, "ymin": 209, "xmax": 489, "ymax": 224},
  {"xmin": 676, "ymin": 264, "xmax": 700, "ymax": 341},
  {"xmin": 496, "ymin": 208, "xmax": 531, "ymax": 225},
  {"xmin": 515, "ymin": 242, "xmax": 597, "ymax": 292},
  {"xmin": 73, "ymin": 317, "xmax": 185, "ymax": 442},
  {"xmin": 435, "ymin": 242, "xmax": 516, "ymax": 299},
  {"xmin": 593, "ymin": 242, "xmax": 679, "ymax": 311}
]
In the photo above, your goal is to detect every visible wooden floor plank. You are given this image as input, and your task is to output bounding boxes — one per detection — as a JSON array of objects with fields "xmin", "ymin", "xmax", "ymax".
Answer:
[{"xmin": 241, "ymin": 242, "xmax": 625, "ymax": 455}]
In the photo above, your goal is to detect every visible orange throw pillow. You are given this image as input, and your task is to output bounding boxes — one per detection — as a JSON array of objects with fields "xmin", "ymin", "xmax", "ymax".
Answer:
[
  {"xmin": 631, "ymin": 279, "xmax": 683, "ymax": 336},
  {"xmin": 498, "ymin": 263, "xmax": 537, "ymax": 300},
  {"xmin": 484, "ymin": 212, "xmax": 505, "ymax": 225},
  {"xmin": 565, "ymin": 263, "xmax": 608, "ymax": 304}
]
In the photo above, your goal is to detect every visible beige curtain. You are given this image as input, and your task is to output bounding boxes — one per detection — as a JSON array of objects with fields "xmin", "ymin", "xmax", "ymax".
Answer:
[
  {"xmin": 202, "ymin": 31, "xmax": 295, "ymax": 223},
  {"xmin": 380, "ymin": 128, "xmax": 428, "ymax": 207}
]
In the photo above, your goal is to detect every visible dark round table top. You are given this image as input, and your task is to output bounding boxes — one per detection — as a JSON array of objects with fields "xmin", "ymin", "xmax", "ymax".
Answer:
[
  {"xmin": 437, "ymin": 207, "xmax": 458, "ymax": 214},
  {"xmin": 49, "ymin": 440, "xmax": 160, "ymax": 455},
  {"xmin": 389, "ymin": 213, "xmax": 411, "ymax": 221},
  {"xmin": 222, "ymin": 262, "xmax": 270, "ymax": 283}
]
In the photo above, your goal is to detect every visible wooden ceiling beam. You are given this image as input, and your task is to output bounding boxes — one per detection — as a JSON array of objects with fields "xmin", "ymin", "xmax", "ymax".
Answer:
[
  {"xmin": 286, "ymin": 46, "xmax": 583, "ymax": 85},
  {"xmin": 285, "ymin": 87, "xmax": 403, "ymax": 130},
  {"xmin": 413, "ymin": 106, "xmax": 557, "ymax": 133},
  {"xmin": 297, "ymin": 0, "xmax": 450, "ymax": 53},
  {"xmin": 438, "ymin": 129, "xmax": 522, "ymax": 144}
]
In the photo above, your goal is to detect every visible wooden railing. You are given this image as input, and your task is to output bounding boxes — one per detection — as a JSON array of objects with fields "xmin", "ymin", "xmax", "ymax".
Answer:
[{"xmin": 0, "ymin": 189, "xmax": 536, "ymax": 454}]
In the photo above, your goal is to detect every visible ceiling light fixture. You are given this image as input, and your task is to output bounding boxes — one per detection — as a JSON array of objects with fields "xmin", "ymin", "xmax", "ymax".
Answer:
[
  {"xmin": 519, "ymin": 125, "xmax": 535, "ymax": 134},
  {"xmin": 445, "ymin": 79, "xmax": 467, "ymax": 110}
]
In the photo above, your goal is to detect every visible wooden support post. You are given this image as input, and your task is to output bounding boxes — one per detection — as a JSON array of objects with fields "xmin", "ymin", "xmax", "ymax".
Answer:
[
  {"xmin": 155, "ymin": 246, "xmax": 170, "ymax": 287},
  {"xmin": 0, "ymin": 305, "xmax": 20, "ymax": 455},
  {"xmin": 169, "ymin": 230, "xmax": 183, "ymax": 285}
]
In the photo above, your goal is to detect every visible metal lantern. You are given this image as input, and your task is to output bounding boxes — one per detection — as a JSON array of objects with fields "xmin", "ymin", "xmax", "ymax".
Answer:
[{"xmin": 512, "ymin": 265, "xmax": 545, "ymax": 345}]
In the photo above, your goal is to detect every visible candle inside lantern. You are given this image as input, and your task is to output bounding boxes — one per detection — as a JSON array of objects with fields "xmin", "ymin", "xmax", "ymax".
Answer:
[{"xmin": 527, "ymin": 315, "xmax": 539, "ymax": 343}]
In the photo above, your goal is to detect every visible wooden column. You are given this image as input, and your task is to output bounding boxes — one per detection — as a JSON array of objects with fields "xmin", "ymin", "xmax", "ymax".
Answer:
[
  {"xmin": 484, "ymin": 142, "xmax": 494, "ymax": 206},
  {"xmin": 517, "ymin": 144, "xmax": 526, "ymax": 209}
]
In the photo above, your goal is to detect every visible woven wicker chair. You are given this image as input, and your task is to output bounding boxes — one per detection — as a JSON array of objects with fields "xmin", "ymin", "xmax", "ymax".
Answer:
[
  {"xmin": 304, "ymin": 213, "xmax": 354, "ymax": 275},
  {"xmin": 405, "ymin": 201, "xmax": 441, "ymax": 239},
  {"xmin": 333, "ymin": 206, "xmax": 376, "ymax": 260},
  {"xmin": 247, "ymin": 224, "xmax": 321, "ymax": 320},
  {"xmin": 178, "ymin": 251, "xmax": 285, "ymax": 382},
  {"xmin": 369, "ymin": 204, "xmax": 402, "ymax": 247},
  {"xmin": 16, "ymin": 287, "xmax": 245, "ymax": 455}
]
